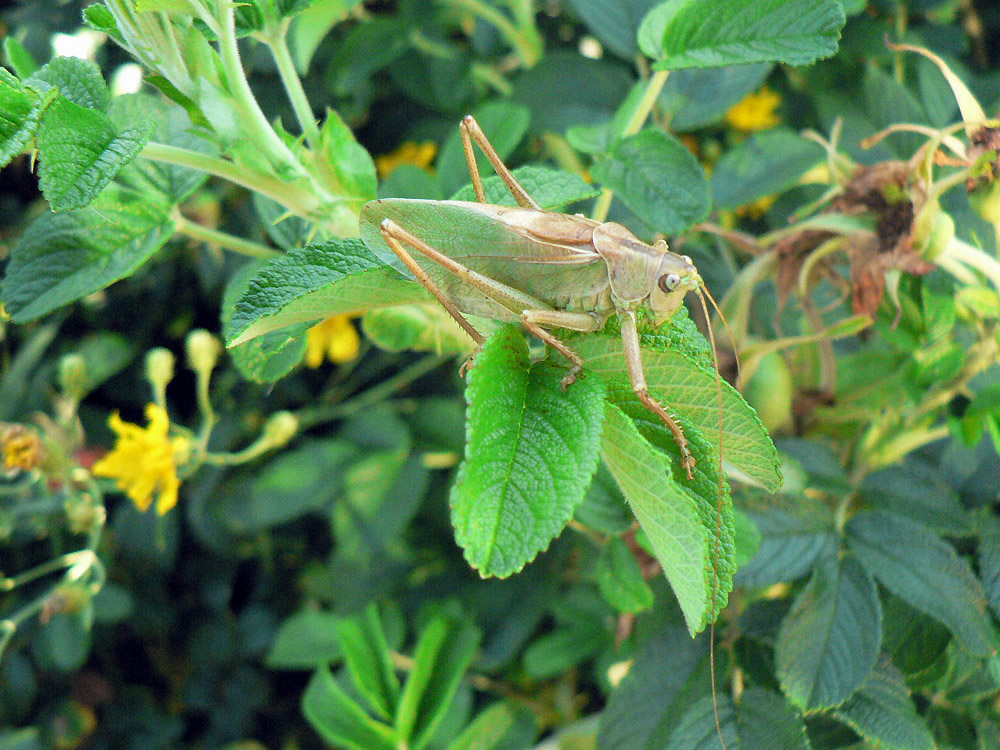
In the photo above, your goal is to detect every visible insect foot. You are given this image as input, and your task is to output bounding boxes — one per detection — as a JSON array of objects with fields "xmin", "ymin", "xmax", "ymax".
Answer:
[{"xmin": 560, "ymin": 368, "xmax": 580, "ymax": 391}]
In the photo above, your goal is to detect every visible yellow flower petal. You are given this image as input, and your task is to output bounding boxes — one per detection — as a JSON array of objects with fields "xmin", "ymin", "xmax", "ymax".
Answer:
[
  {"xmin": 375, "ymin": 141, "xmax": 439, "ymax": 179},
  {"xmin": 305, "ymin": 315, "xmax": 360, "ymax": 367},
  {"xmin": 725, "ymin": 86, "xmax": 782, "ymax": 132},
  {"xmin": 93, "ymin": 404, "xmax": 188, "ymax": 515}
]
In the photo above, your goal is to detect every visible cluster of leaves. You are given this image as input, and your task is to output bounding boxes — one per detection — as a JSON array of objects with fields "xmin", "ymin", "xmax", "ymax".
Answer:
[{"xmin": 2, "ymin": 0, "xmax": 1000, "ymax": 749}]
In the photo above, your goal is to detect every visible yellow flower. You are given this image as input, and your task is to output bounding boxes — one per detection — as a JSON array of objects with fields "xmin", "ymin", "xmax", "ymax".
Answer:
[
  {"xmin": 305, "ymin": 315, "xmax": 360, "ymax": 367},
  {"xmin": 1, "ymin": 424, "xmax": 43, "ymax": 472},
  {"xmin": 375, "ymin": 141, "xmax": 438, "ymax": 179},
  {"xmin": 725, "ymin": 86, "xmax": 782, "ymax": 132},
  {"xmin": 92, "ymin": 404, "xmax": 190, "ymax": 515},
  {"xmin": 735, "ymin": 193, "xmax": 779, "ymax": 219}
]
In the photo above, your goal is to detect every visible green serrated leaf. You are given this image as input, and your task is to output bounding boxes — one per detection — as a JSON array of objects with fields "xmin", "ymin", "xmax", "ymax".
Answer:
[
  {"xmin": 0, "ymin": 69, "xmax": 54, "ymax": 170},
  {"xmin": 222, "ymin": 260, "xmax": 308, "ymax": 383},
  {"xmin": 638, "ymin": 0, "xmax": 845, "ymax": 70},
  {"xmin": 437, "ymin": 101, "xmax": 530, "ymax": 196},
  {"xmin": 449, "ymin": 165, "xmax": 599, "ymax": 208},
  {"xmin": 451, "ymin": 326, "xmax": 606, "ymax": 577},
  {"xmin": 26, "ymin": 57, "xmax": 109, "ymax": 110},
  {"xmin": 395, "ymin": 614, "xmax": 481, "ymax": 750},
  {"xmin": 2, "ymin": 184, "xmax": 173, "ymax": 322},
  {"xmin": 860, "ymin": 461, "xmax": 971, "ymax": 536},
  {"xmin": 710, "ymin": 129, "xmax": 825, "ymax": 210},
  {"xmin": 301, "ymin": 665, "xmax": 397, "ymax": 750},
  {"xmin": 570, "ymin": 332, "xmax": 782, "ymax": 492},
  {"xmin": 734, "ymin": 688, "xmax": 811, "ymax": 750},
  {"xmin": 833, "ymin": 659, "xmax": 935, "ymax": 750},
  {"xmin": 592, "ymin": 128, "xmax": 710, "ymax": 235},
  {"xmin": 737, "ymin": 491, "xmax": 838, "ymax": 588},
  {"xmin": 3, "ymin": 38, "xmax": 39, "ymax": 78},
  {"xmin": 266, "ymin": 609, "xmax": 344, "ymax": 670},
  {"xmin": 37, "ymin": 97, "xmax": 152, "ymax": 211},
  {"xmin": 227, "ymin": 239, "xmax": 426, "ymax": 346},
  {"xmin": 315, "ymin": 109, "xmax": 377, "ymax": 203},
  {"xmin": 776, "ymin": 556, "xmax": 882, "ymax": 711},
  {"xmin": 662, "ymin": 63, "xmax": 774, "ymax": 132},
  {"xmin": 334, "ymin": 604, "xmax": 400, "ymax": 719},
  {"xmin": 664, "ymin": 693, "xmax": 738, "ymax": 749},
  {"xmin": 601, "ymin": 401, "xmax": 734, "ymax": 635},
  {"xmin": 597, "ymin": 536, "xmax": 655, "ymax": 613},
  {"xmin": 846, "ymin": 510, "xmax": 992, "ymax": 656}
]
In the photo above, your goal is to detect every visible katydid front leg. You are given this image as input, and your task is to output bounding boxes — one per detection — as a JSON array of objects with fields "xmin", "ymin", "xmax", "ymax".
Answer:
[{"xmin": 619, "ymin": 310, "xmax": 696, "ymax": 480}]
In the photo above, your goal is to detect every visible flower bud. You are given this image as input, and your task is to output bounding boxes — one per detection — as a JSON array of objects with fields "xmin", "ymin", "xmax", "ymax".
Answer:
[
  {"xmin": 145, "ymin": 348, "xmax": 175, "ymax": 394},
  {"xmin": 262, "ymin": 411, "xmax": 299, "ymax": 449},
  {"xmin": 969, "ymin": 179, "xmax": 1000, "ymax": 225},
  {"xmin": 58, "ymin": 353, "xmax": 89, "ymax": 399},
  {"xmin": 185, "ymin": 329, "xmax": 221, "ymax": 376}
]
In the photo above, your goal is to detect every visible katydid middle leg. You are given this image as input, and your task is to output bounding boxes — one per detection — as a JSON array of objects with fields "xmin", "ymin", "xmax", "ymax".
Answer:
[{"xmin": 619, "ymin": 310, "xmax": 696, "ymax": 479}]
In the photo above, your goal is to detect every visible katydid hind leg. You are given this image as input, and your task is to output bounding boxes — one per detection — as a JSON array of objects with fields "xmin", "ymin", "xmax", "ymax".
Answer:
[
  {"xmin": 460, "ymin": 115, "xmax": 540, "ymax": 209},
  {"xmin": 618, "ymin": 310, "xmax": 696, "ymax": 480},
  {"xmin": 378, "ymin": 220, "xmax": 485, "ymax": 348}
]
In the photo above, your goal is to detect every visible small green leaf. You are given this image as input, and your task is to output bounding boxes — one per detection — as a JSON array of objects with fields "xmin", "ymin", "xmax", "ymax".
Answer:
[
  {"xmin": 36, "ymin": 97, "xmax": 152, "ymax": 211},
  {"xmin": 446, "ymin": 702, "xmax": 536, "ymax": 750},
  {"xmin": 570, "ymin": 331, "xmax": 783, "ymax": 492},
  {"xmin": 449, "ymin": 165, "xmax": 599, "ymax": 208},
  {"xmin": 860, "ymin": 461, "xmax": 971, "ymax": 536},
  {"xmin": 0, "ymin": 69, "xmax": 55, "ymax": 170},
  {"xmin": 597, "ymin": 536, "xmax": 655, "ymax": 613},
  {"xmin": 451, "ymin": 326, "xmax": 606, "ymax": 577},
  {"xmin": 315, "ymin": 109, "xmax": 377, "ymax": 203},
  {"xmin": 2, "ymin": 185, "xmax": 173, "ymax": 322},
  {"xmin": 437, "ymin": 101, "xmax": 530, "ymax": 196},
  {"xmin": 662, "ymin": 63, "xmax": 773, "ymax": 132},
  {"xmin": 638, "ymin": 0, "xmax": 845, "ymax": 70},
  {"xmin": 226, "ymin": 239, "xmax": 426, "ymax": 346},
  {"xmin": 847, "ymin": 511, "xmax": 993, "ymax": 656},
  {"xmin": 27, "ymin": 57, "xmax": 109, "ymax": 110},
  {"xmin": 733, "ymin": 688, "xmax": 811, "ymax": 750},
  {"xmin": 334, "ymin": 604, "xmax": 400, "ymax": 719},
  {"xmin": 266, "ymin": 609, "xmax": 345, "ymax": 670},
  {"xmin": 776, "ymin": 556, "xmax": 882, "ymax": 711},
  {"xmin": 833, "ymin": 660, "xmax": 935, "ymax": 750},
  {"xmin": 301, "ymin": 665, "xmax": 397, "ymax": 750},
  {"xmin": 601, "ymin": 402, "xmax": 733, "ymax": 635},
  {"xmin": 3, "ymin": 37, "xmax": 39, "ymax": 78},
  {"xmin": 710, "ymin": 129, "xmax": 825, "ymax": 210},
  {"xmin": 592, "ymin": 128, "xmax": 710, "ymax": 235},
  {"xmin": 395, "ymin": 614, "xmax": 481, "ymax": 750},
  {"xmin": 362, "ymin": 303, "xmax": 475, "ymax": 356},
  {"xmin": 737, "ymin": 492, "xmax": 838, "ymax": 588},
  {"xmin": 664, "ymin": 693, "xmax": 737, "ymax": 749}
]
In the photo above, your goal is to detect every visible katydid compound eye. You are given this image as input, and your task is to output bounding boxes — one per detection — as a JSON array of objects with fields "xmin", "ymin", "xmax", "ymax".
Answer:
[{"xmin": 658, "ymin": 273, "xmax": 681, "ymax": 292}]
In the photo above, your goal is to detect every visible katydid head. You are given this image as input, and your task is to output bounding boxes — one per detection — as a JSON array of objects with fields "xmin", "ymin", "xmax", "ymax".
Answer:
[{"xmin": 648, "ymin": 252, "xmax": 702, "ymax": 326}]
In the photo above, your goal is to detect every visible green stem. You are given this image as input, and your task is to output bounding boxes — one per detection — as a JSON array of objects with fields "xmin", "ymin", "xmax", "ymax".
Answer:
[
  {"xmin": 141, "ymin": 142, "xmax": 320, "ymax": 217},
  {"xmin": 298, "ymin": 354, "xmax": 448, "ymax": 429},
  {"xmin": 945, "ymin": 237, "xmax": 1000, "ymax": 289},
  {"xmin": 174, "ymin": 213, "xmax": 280, "ymax": 259},
  {"xmin": 471, "ymin": 63, "xmax": 513, "ymax": 96},
  {"xmin": 443, "ymin": 0, "xmax": 540, "ymax": 67},
  {"xmin": 264, "ymin": 23, "xmax": 321, "ymax": 148},
  {"xmin": 592, "ymin": 70, "xmax": 670, "ymax": 222},
  {"xmin": 216, "ymin": 1, "xmax": 303, "ymax": 174}
]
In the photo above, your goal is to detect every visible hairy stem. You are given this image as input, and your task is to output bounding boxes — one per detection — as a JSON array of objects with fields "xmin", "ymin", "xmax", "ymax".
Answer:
[{"xmin": 174, "ymin": 213, "xmax": 281, "ymax": 259}]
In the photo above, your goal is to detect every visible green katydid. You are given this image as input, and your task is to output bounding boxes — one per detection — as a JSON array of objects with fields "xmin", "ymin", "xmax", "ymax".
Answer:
[
  {"xmin": 361, "ymin": 114, "xmax": 734, "ymax": 746},
  {"xmin": 360, "ymin": 115, "xmax": 722, "ymax": 480}
]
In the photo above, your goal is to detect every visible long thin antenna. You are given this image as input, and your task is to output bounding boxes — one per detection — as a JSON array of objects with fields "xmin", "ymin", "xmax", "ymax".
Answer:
[
  {"xmin": 702, "ymin": 284, "xmax": 742, "ymax": 390},
  {"xmin": 697, "ymin": 288, "xmax": 728, "ymax": 750}
]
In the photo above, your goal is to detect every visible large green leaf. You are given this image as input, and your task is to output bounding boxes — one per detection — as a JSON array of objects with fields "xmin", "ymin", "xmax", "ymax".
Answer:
[
  {"xmin": 638, "ymin": 0, "xmax": 845, "ymax": 70},
  {"xmin": 846, "ymin": 511, "xmax": 992, "ymax": 656},
  {"xmin": 226, "ymin": 239, "xmax": 426, "ymax": 346},
  {"xmin": 451, "ymin": 326, "xmax": 606, "ymax": 577},
  {"xmin": 737, "ymin": 491, "xmax": 838, "ymax": 588},
  {"xmin": 26, "ymin": 56, "xmax": 109, "ymax": 110},
  {"xmin": 2, "ymin": 184, "xmax": 173, "ymax": 322},
  {"xmin": 266, "ymin": 609, "xmax": 344, "ymax": 670},
  {"xmin": 394, "ymin": 613, "xmax": 481, "ymax": 750},
  {"xmin": 710, "ymin": 129, "xmax": 825, "ymax": 210},
  {"xmin": 591, "ymin": 128, "xmax": 710, "ymax": 235},
  {"xmin": 601, "ymin": 401, "xmax": 733, "ymax": 635},
  {"xmin": 36, "ymin": 96, "xmax": 152, "ymax": 211},
  {"xmin": 570, "ymin": 330, "xmax": 782, "ymax": 492},
  {"xmin": 775, "ymin": 556, "xmax": 882, "ymax": 711},
  {"xmin": 833, "ymin": 660, "xmax": 935, "ymax": 750},
  {"xmin": 664, "ymin": 689, "xmax": 810, "ymax": 750},
  {"xmin": 859, "ymin": 461, "xmax": 971, "ymax": 536},
  {"xmin": 302, "ymin": 665, "xmax": 397, "ymax": 750}
]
